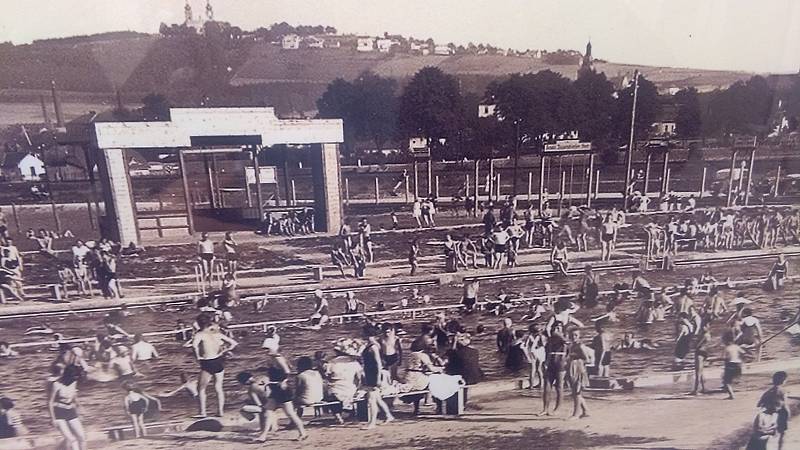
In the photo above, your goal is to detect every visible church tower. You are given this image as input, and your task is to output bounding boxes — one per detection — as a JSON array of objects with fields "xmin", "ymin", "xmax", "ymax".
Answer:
[{"xmin": 579, "ymin": 40, "xmax": 594, "ymax": 76}]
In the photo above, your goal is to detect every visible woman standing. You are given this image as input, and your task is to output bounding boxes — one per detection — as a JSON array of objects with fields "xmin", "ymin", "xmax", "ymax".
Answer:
[
  {"xmin": 362, "ymin": 330, "xmax": 395, "ymax": 430},
  {"xmin": 48, "ymin": 365, "xmax": 86, "ymax": 450}
]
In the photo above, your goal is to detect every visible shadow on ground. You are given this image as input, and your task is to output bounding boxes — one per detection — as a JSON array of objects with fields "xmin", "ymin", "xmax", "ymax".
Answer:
[{"xmin": 351, "ymin": 427, "xmax": 666, "ymax": 450}]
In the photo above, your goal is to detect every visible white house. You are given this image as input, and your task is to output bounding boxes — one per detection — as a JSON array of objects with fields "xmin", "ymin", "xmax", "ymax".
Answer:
[
  {"xmin": 433, "ymin": 45, "xmax": 454, "ymax": 56},
  {"xmin": 1, "ymin": 152, "xmax": 46, "ymax": 181},
  {"xmin": 478, "ymin": 104, "xmax": 497, "ymax": 118},
  {"xmin": 376, "ymin": 38, "xmax": 396, "ymax": 53},
  {"xmin": 304, "ymin": 36, "xmax": 325, "ymax": 49},
  {"xmin": 281, "ymin": 34, "xmax": 301, "ymax": 50},
  {"xmin": 357, "ymin": 37, "xmax": 375, "ymax": 52},
  {"xmin": 652, "ymin": 121, "xmax": 677, "ymax": 137}
]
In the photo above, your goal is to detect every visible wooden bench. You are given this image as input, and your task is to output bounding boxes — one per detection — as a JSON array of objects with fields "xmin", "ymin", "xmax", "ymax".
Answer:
[
  {"xmin": 674, "ymin": 238, "xmax": 697, "ymax": 252},
  {"xmin": 303, "ymin": 386, "xmax": 466, "ymax": 422}
]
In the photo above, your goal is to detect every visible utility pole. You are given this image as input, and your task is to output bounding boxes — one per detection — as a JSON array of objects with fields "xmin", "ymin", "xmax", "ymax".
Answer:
[
  {"xmin": 623, "ymin": 70, "xmax": 640, "ymax": 211},
  {"xmin": 512, "ymin": 119, "xmax": 521, "ymax": 195}
]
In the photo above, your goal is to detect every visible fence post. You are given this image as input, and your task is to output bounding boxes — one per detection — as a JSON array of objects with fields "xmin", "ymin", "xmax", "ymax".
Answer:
[
  {"xmin": 699, "ymin": 167, "xmax": 707, "ymax": 198},
  {"xmin": 404, "ymin": 175, "xmax": 410, "ymax": 203},
  {"xmin": 665, "ymin": 168, "xmax": 672, "ymax": 193},
  {"xmin": 558, "ymin": 171, "xmax": 565, "ymax": 217},
  {"xmin": 496, "ymin": 172, "xmax": 501, "ymax": 200},
  {"xmin": 527, "ymin": 172, "xmax": 532, "ymax": 203},
  {"xmin": 374, "ymin": 177, "xmax": 379, "ymax": 204},
  {"xmin": 50, "ymin": 202, "xmax": 62, "ymax": 235},
  {"xmin": 434, "ymin": 175, "xmax": 440, "ymax": 198},
  {"xmin": 87, "ymin": 201, "xmax": 96, "ymax": 230},
  {"xmin": 291, "ymin": 179, "xmax": 297, "ymax": 206},
  {"xmin": 473, "ymin": 160, "xmax": 479, "ymax": 217},
  {"xmin": 345, "ymin": 178, "xmax": 350, "ymax": 205},
  {"xmin": 774, "ymin": 165, "xmax": 781, "ymax": 196},
  {"xmin": 10, "ymin": 203, "xmax": 20, "ymax": 233},
  {"xmin": 594, "ymin": 169, "xmax": 601, "ymax": 199}
]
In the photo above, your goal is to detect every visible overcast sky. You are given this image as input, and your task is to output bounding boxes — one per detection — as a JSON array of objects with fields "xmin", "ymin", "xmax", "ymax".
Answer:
[{"xmin": 3, "ymin": 0, "xmax": 799, "ymax": 73}]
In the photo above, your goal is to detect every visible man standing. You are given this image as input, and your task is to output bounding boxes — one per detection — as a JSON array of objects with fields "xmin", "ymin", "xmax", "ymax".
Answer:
[{"xmin": 192, "ymin": 313, "xmax": 238, "ymax": 417}]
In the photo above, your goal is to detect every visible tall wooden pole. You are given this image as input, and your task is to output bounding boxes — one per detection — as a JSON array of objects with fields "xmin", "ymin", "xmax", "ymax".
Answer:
[
  {"xmin": 253, "ymin": 146, "xmax": 264, "ymax": 223},
  {"xmin": 413, "ymin": 160, "xmax": 419, "ymax": 200},
  {"xmin": 744, "ymin": 149, "xmax": 756, "ymax": 206},
  {"xmin": 473, "ymin": 160, "xmax": 479, "ymax": 217},
  {"xmin": 643, "ymin": 152, "xmax": 652, "ymax": 197},
  {"xmin": 660, "ymin": 150, "xmax": 670, "ymax": 197},
  {"xmin": 539, "ymin": 156, "xmax": 546, "ymax": 213},
  {"xmin": 558, "ymin": 170, "xmax": 565, "ymax": 217},
  {"xmin": 586, "ymin": 153, "xmax": 595, "ymax": 207},
  {"xmin": 178, "ymin": 149, "xmax": 195, "ymax": 235},
  {"xmin": 623, "ymin": 70, "xmax": 640, "ymax": 211},
  {"xmin": 726, "ymin": 150, "xmax": 738, "ymax": 207}
]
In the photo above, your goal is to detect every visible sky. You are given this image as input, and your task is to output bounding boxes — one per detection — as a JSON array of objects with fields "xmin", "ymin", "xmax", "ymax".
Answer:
[{"xmin": 2, "ymin": 0, "xmax": 799, "ymax": 73}]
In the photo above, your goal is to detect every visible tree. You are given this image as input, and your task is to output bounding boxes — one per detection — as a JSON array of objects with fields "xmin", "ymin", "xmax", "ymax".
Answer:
[
  {"xmin": 317, "ymin": 72, "xmax": 398, "ymax": 156},
  {"xmin": 398, "ymin": 67, "xmax": 464, "ymax": 157},
  {"xmin": 487, "ymin": 70, "xmax": 579, "ymax": 151},
  {"xmin": 674, "ymin": 88, "xmax": 702, "ymax": 138},
  {"xmin": 613, "ymin": 74, "xmax": 660, "ymax": 142},
  {"xmin": 703, "ymin": 76, "xmax": 776, "ymax": 137},
  {"xmin": 140, "ymin": 93, "xmax": 171, "ymax": 121},
  {"xmin": 573, "ymin": 69, "xmax": 615, "ymax": 141}
]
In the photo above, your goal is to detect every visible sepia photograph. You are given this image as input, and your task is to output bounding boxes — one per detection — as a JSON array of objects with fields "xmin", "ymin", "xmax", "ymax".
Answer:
[{"xmin": 1, "ymin": 1, "xmax": 800, "ymax": 448}]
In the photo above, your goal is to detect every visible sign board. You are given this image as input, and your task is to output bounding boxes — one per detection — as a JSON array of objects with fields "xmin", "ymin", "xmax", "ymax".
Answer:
[
  {"xmin": 409, "ymin": 137, "xmax": 430, "ymax": 159},
  {"xmin": 244, "ymin": 166, "xmax": 277, "ymax": 184},
  {"xmin": 543, "ymin": 139, "xmax": 593, "ymax": 154}
]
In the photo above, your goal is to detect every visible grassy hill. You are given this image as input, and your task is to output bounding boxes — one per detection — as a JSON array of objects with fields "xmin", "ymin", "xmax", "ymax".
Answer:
[{"xmin": 0, "ymin": 33, "xmax": 756, "ymax": 123}]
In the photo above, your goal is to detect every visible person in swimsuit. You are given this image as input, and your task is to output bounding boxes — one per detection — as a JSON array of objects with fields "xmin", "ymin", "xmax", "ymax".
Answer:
[
  {"xmin": 539, "ymin": 323, "xmax": 567, "ymax": 416},
  {"xmin": 122, "ymin": 381, "xmax": 160, "ymax": 438},
  {"xmin": 222, "ymin": 231, "xmax": 238, "ymax": 278},
  {"xmin": 767, "ymin": 254, "xmax": 788, "ymax": 291},
  {"xmin": 380, "ymin": 323, "xmax": 403, "ymax": 381},
  {"xmin": 691, "ymin": 325, "xmax": 711, "ymax": 395},
  {"xmin": 461, "ymin": 280, "xmax": 479, "ymax": 313},
  {"xmin": 591, "ymin": 321, "xmax": 612, "ymax": 377},
  {"xmin": 722, "ymin": 331, "xmax": 745, "ymax": 399},
  {"xmin": 48, "ymin": 365, "xmax": 86, "ymax": 450},
  {"xmin": 237, "ymin": 371, "xmax": 277, "ymax": 440},
  {"xmin": 579, "ymin": 265, "xmax": 599, "ymax": 307},
  {"xmin": 600, "ymin": 213, "xmax": 616, "ymax": 261},
  {"xmin": 262, "ymin": 349, "xmax": 308, "ymax": 441},
  {"xmin": 359, "ymin": 218, "xmax": 374, "ymax": 264},
  {"xmin": 197, "ymin": 232, "xmax": 215, "ymax": 284},
  {"xmin": 550, "ymin": 240, "xmax": 569, "ymax": 277},
  {"xmin": 192, "ymin": 313, "xmax": 238, "ymax": 417},
  {"xmin": 362, "ymin": 329, "xmax": 395, "ymax": 430},
  {"xmin": 311, "ymin": 290, "xmax": 330, "ymax": 327},
  {"xmin": 523, "ymin": 322, "xmax": 547, "ymax": 389},
  {"xmin": 343, "ymin": 291, "xmax": 366, "ymax": 322},
  {"xmin": 567, "ymin": 328, "xmax": 593, "ymax": 419},
  {"xmin": 674, "ymin": 312, "xmax": 693, "ymax": 368},
  {"xmin": 408, "ymin": 239, "xmax": 420, "ymax": 276}
]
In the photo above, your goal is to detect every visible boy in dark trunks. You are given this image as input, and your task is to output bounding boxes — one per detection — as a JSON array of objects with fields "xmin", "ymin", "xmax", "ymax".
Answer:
[
  {"xmin": 539, "ymin": 323, "xmax": 567, "ymax": 416},
  {"xmin": 192, "ymin": 314, "xmax": 238, "ymax": 417}
]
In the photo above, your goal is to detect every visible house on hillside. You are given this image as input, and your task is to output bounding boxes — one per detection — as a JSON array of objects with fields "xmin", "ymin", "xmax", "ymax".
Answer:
[
  {"xmin": 1, "ymin": 152, "xmax": 46, "ymax": 181},
  {"xmin": 409, "ymin": 41, "xmax": 430, "ymax": 55},
  {"xmin": 376, "ymin": 38, "xmax": 398, "ymax": 53},
  {"xmin": 304, "ymin": 36, "xmax": 325, "ymax": 49},
  {"xmin": 281, "ymin": 34, "xmax": 301, "ymax": 50},
  {"xmin": 434, "ymin": 45, "xmax": 454, "ymax": 56},
  {"xmin": 651, "ymin": 104, "xmax": 679, "ymax": 138},
  {"xmin": 357, "ymin": 37, "xmax": 375, "ymax": 52}
]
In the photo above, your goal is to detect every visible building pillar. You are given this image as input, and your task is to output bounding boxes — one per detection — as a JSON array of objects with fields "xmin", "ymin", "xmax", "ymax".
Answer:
[
  {"xmin": 311, "ymin": 143, "xmax": 343, "ymax": 233},
  {"xmin": 96, "ymin": 148, "xmax": 140, "ymax": 246}
]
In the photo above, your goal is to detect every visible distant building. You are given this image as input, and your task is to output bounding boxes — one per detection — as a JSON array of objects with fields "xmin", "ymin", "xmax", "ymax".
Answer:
[
  {"xmin": 304, "ymin": 36, "xmax": 325, "ymax": 49},
  {"xmin": 1, "ymin": 152, "xmax": 46, "ymax": 181},
  {"xmin": 409, "ymin": 41, "xmax": 429, "ymax": 54},
  {"xmin": 478, "ymin": 104, "xmax": 497, "ymax": 118},
  {"xmin": 433, "ymin": 45, "xmax": 454, "ymax": 56},
  {"xmin": 578, "ymin": 40, "xmax": 594, "ymax": 76},
  {"xmin": 652, "ymin": 103, "xmax": 678, "ymax": 137},
  {"xmin": 357, "ymin": 37, "xmax": 375, "ymax": 52},
  {"xmin": 376, "ymin": 38, "xmax": 397, "ymax": 53},
  {"xmin": 652, "ymin": 121, "xmax": 677, "ymax": 137},
  {"xmin": 281, "ymin": 34, "xmax": 301, "ymax": 50}
]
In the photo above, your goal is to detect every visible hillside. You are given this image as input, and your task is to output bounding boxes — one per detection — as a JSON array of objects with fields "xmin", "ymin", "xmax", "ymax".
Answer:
[{"xmin": 0, "ymin": 33, "xmax": 756, "ymax": 122}]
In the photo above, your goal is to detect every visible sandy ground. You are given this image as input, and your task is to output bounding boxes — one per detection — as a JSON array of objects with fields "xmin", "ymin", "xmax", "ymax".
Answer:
[{"xmin": 81, "ymin": 376, "xmax": 797, "ymax": 450}]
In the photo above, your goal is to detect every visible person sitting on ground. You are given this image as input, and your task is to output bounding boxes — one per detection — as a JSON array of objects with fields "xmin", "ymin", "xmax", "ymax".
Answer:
[
  {"xmin": 294, "ymin": 356, "xmax": 324, "ymax": 417},
  {"xmin": 615, "ymin": 332, "xmax": 658, "ymax": 350},
  {"xmin": 550, "ymin": 240, "xmax": 569, "ymax": 276}
]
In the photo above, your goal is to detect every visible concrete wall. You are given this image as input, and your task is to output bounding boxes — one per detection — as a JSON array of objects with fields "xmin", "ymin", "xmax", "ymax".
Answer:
[
  {"xmin": 311, "ymin": 143, "xmax": 342, "ymax": 232},
  {"xmin": 96, "ymin": 148, "xmax": 140, "ymax": 246}
]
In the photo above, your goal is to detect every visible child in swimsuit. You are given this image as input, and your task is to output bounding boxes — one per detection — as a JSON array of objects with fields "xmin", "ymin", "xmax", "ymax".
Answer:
[{"xmin": 123, "ymin": 381, "xmax": 160, "ymax": 437}]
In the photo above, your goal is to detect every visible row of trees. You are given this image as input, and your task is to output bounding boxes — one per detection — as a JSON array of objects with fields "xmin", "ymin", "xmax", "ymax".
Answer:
[{"xmin": 318, "ymin": 65, "xmax": 797, "ymax": 163}]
